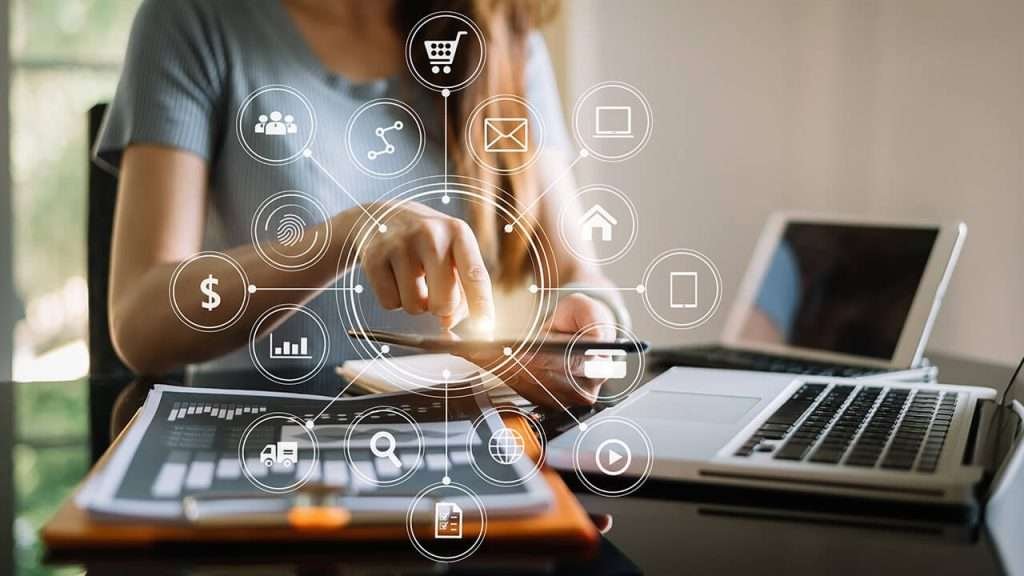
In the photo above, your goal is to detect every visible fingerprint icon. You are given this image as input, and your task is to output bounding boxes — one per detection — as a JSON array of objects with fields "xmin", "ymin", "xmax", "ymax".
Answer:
[
  {"xmin": 276, "ymin": 213, "xmax": 306, "ymax": 247},
  {"xmin": 252, "ymin": 191, "xmax": 329, "ymax": 271}
]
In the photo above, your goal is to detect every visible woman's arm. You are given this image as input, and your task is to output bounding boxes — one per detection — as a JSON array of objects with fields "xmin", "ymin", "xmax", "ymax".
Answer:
[
  {"xmin": 109, "ymin": 144, "xmax": 496, "ymax": 376},
  {"xmin": 108, "ymin": 145, "xmax": 361, "ymax": 375}
]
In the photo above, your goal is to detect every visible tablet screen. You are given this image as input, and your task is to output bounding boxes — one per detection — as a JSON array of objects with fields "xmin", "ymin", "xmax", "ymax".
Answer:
[{"xmin": 738, "ymin": 222, "xmax": 939, "ymax": 360}]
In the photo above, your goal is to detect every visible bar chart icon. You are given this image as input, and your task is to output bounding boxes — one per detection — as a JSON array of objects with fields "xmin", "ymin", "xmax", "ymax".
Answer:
[{"xmin": 269, "ymin": 333, "xmax": 312, "ymax": 359}]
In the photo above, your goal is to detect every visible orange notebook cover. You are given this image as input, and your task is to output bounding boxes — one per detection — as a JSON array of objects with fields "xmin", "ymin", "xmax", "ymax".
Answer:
[{"xmin": 42, "ymin": 408, "xmax": 598, "ymax": 550}]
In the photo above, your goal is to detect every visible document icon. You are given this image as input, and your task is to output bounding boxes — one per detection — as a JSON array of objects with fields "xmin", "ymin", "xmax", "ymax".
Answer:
[
  {"xmin": 483, "ymin": 117, "xmax": 528, "ymax": 153},
  {"xmin": 670, "ymin": 272, "xmax": 698, "ymax": 309},
  {"xmin": 434, "ymin": 501, "xmax": 463, "ymax": 539}
]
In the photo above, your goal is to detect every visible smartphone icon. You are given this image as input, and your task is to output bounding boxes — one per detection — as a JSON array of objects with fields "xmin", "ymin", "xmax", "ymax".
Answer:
[{"xmin": 670, "ymin": 272, "xmax": 698, "ymax": 309}]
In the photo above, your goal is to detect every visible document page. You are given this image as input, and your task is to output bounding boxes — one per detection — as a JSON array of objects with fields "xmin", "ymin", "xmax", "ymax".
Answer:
[{"xmin": 77, "ymin": 385, "xmax": 549, "ymax": 521}]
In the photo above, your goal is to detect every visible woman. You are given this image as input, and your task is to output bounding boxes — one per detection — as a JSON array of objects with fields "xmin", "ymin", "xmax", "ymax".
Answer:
[{"xmin": 97, "ymin": 0, "xmax": 627, "ymax": 407}]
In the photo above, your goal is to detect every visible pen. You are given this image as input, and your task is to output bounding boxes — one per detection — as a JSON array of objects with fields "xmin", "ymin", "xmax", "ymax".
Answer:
[{"xmin": 183, "ymin": 484, "xmax": 354, "ymax": 528}]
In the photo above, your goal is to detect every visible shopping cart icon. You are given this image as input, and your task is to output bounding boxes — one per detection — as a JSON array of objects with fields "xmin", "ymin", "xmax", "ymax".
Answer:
[{"xmin": 424, "ymin": 30, "xmax": 468, "ymax": 74}]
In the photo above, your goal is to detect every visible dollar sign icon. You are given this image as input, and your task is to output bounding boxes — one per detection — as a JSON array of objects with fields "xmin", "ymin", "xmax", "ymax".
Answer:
[{"xmin": 200, "ymin": 274, "xmax": 221, "ymax": 311}]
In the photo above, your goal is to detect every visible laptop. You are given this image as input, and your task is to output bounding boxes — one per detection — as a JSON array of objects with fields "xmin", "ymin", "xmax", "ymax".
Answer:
[
  {"xmin": 548, "ymin": 358, "xmax": 1024, "ymax": 509},
  {"xmin": 654, "ymin": 212, "xmax": 967, "ymax": 381}
]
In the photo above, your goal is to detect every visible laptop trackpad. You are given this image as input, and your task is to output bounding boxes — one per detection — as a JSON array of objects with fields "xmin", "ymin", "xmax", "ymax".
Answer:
[{"xmin": 631, "ymin": 390, "xmax": 760, "ymax": 424}]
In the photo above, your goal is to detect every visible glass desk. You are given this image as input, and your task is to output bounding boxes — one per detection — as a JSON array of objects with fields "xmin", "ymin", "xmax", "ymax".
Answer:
[{"xmin": 2, "ymin": 353, "xmax": 1015, "ymax": 575}]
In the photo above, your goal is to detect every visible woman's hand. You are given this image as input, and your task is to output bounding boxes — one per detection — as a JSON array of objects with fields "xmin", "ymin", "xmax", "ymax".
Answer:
[
  {"xmin": 356, "ymin": 202, "xmax": 619, "ymax": 407},
  {"xmin": 485, "ymin": 293, "xmax": 618, "ymax": 408},
  {"xmin": 359, "ymin": 202, "xmax": 495, "ymax": 329}
]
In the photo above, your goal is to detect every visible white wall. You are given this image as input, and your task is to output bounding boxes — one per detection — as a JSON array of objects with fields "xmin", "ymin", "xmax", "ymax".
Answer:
[{"xmin": 558, "ymin": 0, "xmax": 1024, "ymax": 365}]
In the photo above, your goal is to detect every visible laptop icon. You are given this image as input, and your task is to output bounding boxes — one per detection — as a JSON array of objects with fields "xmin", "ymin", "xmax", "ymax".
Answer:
[{"xmin": 594, "ymin": 106, "xmax": 633, "ymax": 138}]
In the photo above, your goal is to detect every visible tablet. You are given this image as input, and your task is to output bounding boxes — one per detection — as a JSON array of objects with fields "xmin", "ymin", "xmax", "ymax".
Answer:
[
  {"xmin": 347, "ymin": 328, "xmax": 650, "ymax": 356},
  {"xmin": 721, "ymin": 212, "xmax": 966, "ymax": 369}
]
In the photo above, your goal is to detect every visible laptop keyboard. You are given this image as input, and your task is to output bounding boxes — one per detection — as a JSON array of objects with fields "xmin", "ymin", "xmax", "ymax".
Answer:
[{"xmin": 734, "ymin": 383, "xmax": 960, "ymax": 473}]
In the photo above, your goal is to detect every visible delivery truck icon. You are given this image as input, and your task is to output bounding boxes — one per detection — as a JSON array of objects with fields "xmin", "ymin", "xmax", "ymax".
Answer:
[{"xmin": 261, "ymin": 441, "xmax": 298, "ymax": 468}]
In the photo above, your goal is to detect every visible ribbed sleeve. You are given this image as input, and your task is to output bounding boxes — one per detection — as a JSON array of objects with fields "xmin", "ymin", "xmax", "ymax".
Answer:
[{"xmin": 93, "ymin": 0, "xmax": 225, "ymax": 173}]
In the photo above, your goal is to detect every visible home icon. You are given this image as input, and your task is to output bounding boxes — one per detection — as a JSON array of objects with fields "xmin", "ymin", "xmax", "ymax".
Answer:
[{"xmin": 580, "ymin": 204, "xmax": 618, "ymax": 242}]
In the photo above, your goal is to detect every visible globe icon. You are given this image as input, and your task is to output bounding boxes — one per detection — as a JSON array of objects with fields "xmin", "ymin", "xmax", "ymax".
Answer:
[{"xmin": 488, "ymin": 427, "xmax": 526, "ymax": 465}]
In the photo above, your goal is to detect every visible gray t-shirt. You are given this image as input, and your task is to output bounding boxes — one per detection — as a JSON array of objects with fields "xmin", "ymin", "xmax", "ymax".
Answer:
[{"xmin": 95, "ymin": 0, "xmax": 570, "ymax": 394}]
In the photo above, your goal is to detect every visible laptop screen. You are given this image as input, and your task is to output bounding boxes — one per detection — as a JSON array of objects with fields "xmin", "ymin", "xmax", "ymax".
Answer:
[
  {"xmin": 738, "ymin": 222, "xmax": 939, "ymax": 360},
  {"xmin": 1001, "ymin": 357, "xmax": 1024, "ymax": 406}
]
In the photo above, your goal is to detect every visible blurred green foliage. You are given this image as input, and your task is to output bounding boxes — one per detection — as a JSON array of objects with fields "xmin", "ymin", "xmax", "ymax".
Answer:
[
  {"xmin": 11, "ymin": 0, "xmax": 142, "ymax": 296},
  {"xmin": 13, "ymin": 381, "xmax": 90, "ymax": 576},
  {"xmin": 11, "ymin": 0, "xmax": 144, "ymax": 574},
  {"xmin": 12, "ymin": 70, "xmax": 120, "ymax": 295},
  {"xmin": 15, "ymin": 444, "xmax": 89, "ymax": 576},
  {"xmin": 11, "ymin": 0, "xmax": 139, "ymax": 61},
  {"xmin": 15, "ymin": 380, "xmax": 88, "ymax": 440}
]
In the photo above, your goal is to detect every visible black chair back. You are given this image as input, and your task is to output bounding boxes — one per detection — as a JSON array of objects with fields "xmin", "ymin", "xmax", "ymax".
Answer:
[
  {"xmin": 87, "ymin": 104, "xmax": 128, "ymax": 378},
  {"xmin": 87, "ymin": 103, "xmax": 130, "ymax": 462}
]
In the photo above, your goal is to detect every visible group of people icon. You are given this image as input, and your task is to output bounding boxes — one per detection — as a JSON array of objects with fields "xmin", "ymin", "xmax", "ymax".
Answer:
[{"xmin": 255, "ymin": 111, "xmax": 298, "ymax": 136}]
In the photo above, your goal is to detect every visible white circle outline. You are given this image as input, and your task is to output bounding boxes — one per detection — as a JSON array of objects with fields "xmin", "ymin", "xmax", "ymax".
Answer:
[
  {"xmin": 405, "ymin": 11, "xmax": 486, "ymax": 93},
  {"xmin": 641, "ymin": 248, "xmax": 723, "ymax": 330},
  {"xmin": 169, "ymin": 251, "xmax": 250, "ymax": 333},
  {"xmin": 238, "ymin": 412, "xmax": 319, "ymax": 495},
  {"xmin": 235, "ymin": 85, "xmax": 317, "ymax": 166},
  {"xmin": 248, "ymin": 304, "xmax": 330, "ymax": 385},
  {"xmin": 335, "ymin": 176, "xmax": 557, "ymax": 398},
  {"xmin": 466, "ymin": 406, "xmax": 547, "ymax": 487},
  {"xmin": 571, "ymin": 81, "xmax": 653, "ymax": 162},
  {"xmin": 345, "ymin": 98, "xmax": 426, "ymax": 179},
  {"xmin": 344, "ymin": 406, "xmax": 425, "ymax": 488},
  {"xmin": 341, "ymin": 189, "xmax": 550, "ymax": 392},
  {"xmin": 557, "ymin": 184, "xmax": 639, "ymax": 265},
  {"xmin": 250, "ymin": 191, "xmax": 332, "ymax": 271},
  {"xmin": 405, "ymin": 481, "xmax": 488, "ymax": 563},
  {"xmin": 572, "ymin": 416, "xmax": 654, "ymax": 498},
  {"xmin": 563, "ymin": 321, "xmax": 646, "ymax": 404},
  {"xmin": 464, "ymin": 94, "xmax": 545, "ymax": 175}
]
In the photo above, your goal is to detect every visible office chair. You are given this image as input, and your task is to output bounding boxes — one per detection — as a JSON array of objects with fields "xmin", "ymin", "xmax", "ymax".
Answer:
[
  {"xmin": 87, "ymin": 104, "xmax": 190, "ymax": 462},
  {"xmin": 86, "ymin": 103, "xmax": 131, "ymax": 462}
]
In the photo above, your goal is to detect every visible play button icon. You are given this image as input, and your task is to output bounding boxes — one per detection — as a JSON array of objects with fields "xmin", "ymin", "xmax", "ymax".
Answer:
[
  {"xmin": 595, "ymin": 439, "xmax": 632, "ymax": 476},
  {"xmin": 572, "ymin": 416, "xmax": 653, "ymax": 497}
]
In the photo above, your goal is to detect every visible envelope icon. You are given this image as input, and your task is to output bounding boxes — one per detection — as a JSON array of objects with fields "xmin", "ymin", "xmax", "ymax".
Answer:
[{"xmin": 483, "ymin": 117, "xmax": 529, "ymax": 153}]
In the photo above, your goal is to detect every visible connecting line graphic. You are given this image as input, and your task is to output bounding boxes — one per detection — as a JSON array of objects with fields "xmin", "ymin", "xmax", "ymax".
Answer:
[
  {"xmin": 248, "ymin": 284, "xmax": 365, "ymax": 294},
  {"xmin": 442, "ymin": 89, "xmax": 451, "ymax": 204},
  {"xmin": 440, "ymin": 89, "xmax": 456, "ymax": 484},
  {"xmin": 505, "ymin": 150, "xmax": 588, "ymax": 231},
  {"xmin": 306, "ymin": 152, "xmax": 386, "ymax": 230},
  {"xmin": 529, "ymin": 284, "xmax": 645, "ymax": 294},
  {"xmin": 307, "ymin": 347, "xmax": 388, "ymax": 426},
  {"xmin": 508, "ymin": 354, "xmax": 587, "ymax": 430},
  {"xmin": 443, "ymin": 370, "xmax": 450, "ymax": 482}
]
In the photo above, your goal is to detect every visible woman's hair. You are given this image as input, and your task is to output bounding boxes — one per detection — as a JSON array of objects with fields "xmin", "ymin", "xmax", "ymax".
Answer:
[{"xmin": 394, "ymin": 0, "xmax": 559, "ymax": 286}]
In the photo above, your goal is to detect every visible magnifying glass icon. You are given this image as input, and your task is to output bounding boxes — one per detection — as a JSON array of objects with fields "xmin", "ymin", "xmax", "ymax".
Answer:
[{"xmin": 370, "ymin": 430, "xmax": 402, "ymax": 469}]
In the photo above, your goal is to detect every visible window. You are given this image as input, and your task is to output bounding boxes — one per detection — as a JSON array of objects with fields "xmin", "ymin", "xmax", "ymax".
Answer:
[
  {"xmin": 8, "ymin": 2, "xmax": 142, "ymax": 573},
  {"xmin": 12, "ymin": 0, "xmax": 140, "ymax": 382}
]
